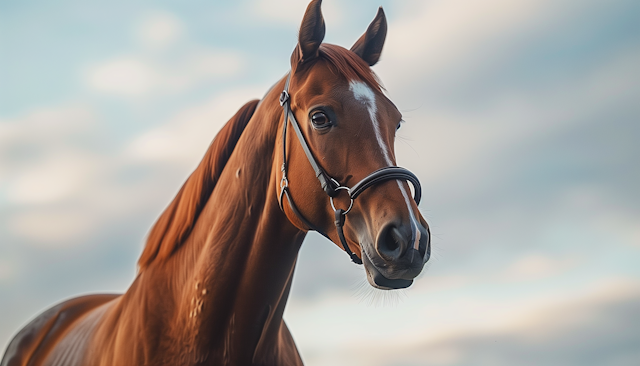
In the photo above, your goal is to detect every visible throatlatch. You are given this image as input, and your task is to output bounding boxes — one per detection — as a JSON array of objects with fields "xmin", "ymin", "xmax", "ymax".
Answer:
[{"xmin": 278, "ymin": 73, "xmax": 422, "ymax": 265}]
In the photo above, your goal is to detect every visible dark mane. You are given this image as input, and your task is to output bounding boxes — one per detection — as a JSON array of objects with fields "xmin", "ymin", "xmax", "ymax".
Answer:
[
  {"xmin": 138, "ymin": 99, "xmax": 259, "ymax": 270},
  {"xmin": 293, "ymin": 43, "xmax": 382, "ymax": 91}
]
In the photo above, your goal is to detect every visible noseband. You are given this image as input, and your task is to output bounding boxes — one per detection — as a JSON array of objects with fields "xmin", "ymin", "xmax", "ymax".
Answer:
[{"xmin": 278, "ymin": 73, "xmax": 422, "ymax": 265}]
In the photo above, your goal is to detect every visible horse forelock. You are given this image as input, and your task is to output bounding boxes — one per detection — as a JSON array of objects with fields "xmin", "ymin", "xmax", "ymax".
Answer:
[
  {"xmin": 137, "ymin": 99, "xmax": 260, "ymax": 270},
  {"xmin": 293, "ymin": 43, "xmax": 382, "ymax": 92}
]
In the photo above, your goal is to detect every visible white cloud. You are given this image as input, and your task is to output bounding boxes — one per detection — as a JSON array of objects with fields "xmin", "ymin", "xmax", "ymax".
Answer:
[
  {"xmin": 377, "ymin": 0, "xmax": 562, "ymax": 181},
  {"xmin": 391, "ymin": 42, "xmax": 640, "ymax": 189},
  {"xmin": 7, "ymin": 208, "xmax": 100, "ymax": 246},
  {"xmin": 84, "ymin": 9, "xmax": 243, "ymax": 98},
  {"xmin": 0, "ymin": 105, "xmax": 111, "ymax": 247},
  {"xmin": 7, "ymin": 152, "xmax": 99, "ymax": 205},
  {"xmin": 0, "ymin": 105, "xmax": 95, "ymax": 146},
  {"xmin": 135, "ymin": 11, "xmax": 185, "ymax": 49},
  {"xmin": 84, "ymin": 49, "xmax": 243, "ymax": 98},
  {"xmin": 126, "ymin": 86, "xmax": 266, "ymax": 164},
  {"xmin": 0, "ymin": 84, "xmax": 268, "ymax": 251},
  {"xmin": 251, "ymin": 0, "xmax": 344, "ymax": 27},
  {"xmin": 377, "ymin": 0, "xmax": 638, "ymax": 188},
  {"xmin": 0, "ymin": 259, "xmax": 17, "ymax": 282},
  {"xmin": 85, "ymin": 57, "xmax": 157, "ymax": 97},
  {"xmin": 378, "ymin": 0, "xmax": 546, "ymax": 87},
  {"xmin": 550, "ymin": 185, "xmax": 640, "ymax": 249},
  {"xmin": 397, "ymin": 279, "xmax": 640, "ymax": 366},
  {"xmin": 0, "ymin": 105, "xmax": 102, "ymax": 206},
  {"xmin": 602, "ymin": 215, "xmax": 640, "ymax": 248},
  {"xmin": 403, "ymin": 253, "xmax": 580, "ymax": 298},
  {"xmin": 286, "ymin": 277, "xmax": 640, "ymax": 366},
  {"xmin": 501, "ymin": 254, "xmax": 578, "ymax": 282}
]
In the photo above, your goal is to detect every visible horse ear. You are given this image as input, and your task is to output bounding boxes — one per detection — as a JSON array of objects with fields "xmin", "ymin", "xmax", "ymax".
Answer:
[
  {"xmin": 292, "ymin": 0, "xmax": 325, "ymax": 65},
  {"xmin": 350, "ymin": 7, "xmax": 387, "ymax": 66}
]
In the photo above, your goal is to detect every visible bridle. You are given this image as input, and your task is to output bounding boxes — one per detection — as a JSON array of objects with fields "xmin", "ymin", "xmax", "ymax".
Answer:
[{"xmin": 278, "ymin": 73, "xmax": 422, "ymax": 265}]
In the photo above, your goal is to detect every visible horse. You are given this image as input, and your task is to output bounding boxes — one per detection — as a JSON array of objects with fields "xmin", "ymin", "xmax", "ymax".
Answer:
[{"xmin": 1, "ymin": 1, "xmax": 431, "ymax": 365}]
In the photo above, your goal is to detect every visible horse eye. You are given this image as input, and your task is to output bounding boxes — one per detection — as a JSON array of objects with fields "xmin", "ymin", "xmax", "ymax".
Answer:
[{"xmin": 311, "ymin": 112, "xmax": 330, "ymax": 128}]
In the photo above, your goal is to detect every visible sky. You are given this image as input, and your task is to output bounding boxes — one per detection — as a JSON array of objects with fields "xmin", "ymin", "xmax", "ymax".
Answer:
[{"xmin": 1, "ymin": 0, "xmax": 639, "ymax": 365}]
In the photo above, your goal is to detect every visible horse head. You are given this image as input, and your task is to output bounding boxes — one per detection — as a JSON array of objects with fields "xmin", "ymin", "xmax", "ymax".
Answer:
[{"xmin": 277, "ymin": 0, "xmax": 430, "ymax": 290}]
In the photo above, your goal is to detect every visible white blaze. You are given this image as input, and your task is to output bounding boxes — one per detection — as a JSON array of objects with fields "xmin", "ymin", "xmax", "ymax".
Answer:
[
  {"xmin": 349, "ymin": 81, "xmax": 422, "ymax": 250},
  {"xmin": 349, "ymin": 80, "xmax": 392, "ymax": 165}
]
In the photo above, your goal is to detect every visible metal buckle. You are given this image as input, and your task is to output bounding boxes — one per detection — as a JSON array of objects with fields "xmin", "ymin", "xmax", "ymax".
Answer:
[
  {"xmin": 280, "ymin": 163, "xmax": 289, "ymax": 190},
  {"xmin": 279, "ymin": 90, "xmax": 289, "ymax": 106},
  {"xmin": 330, "ymin": 186, "xmax": 354, "ymax": 215},
  {"xmin": 278, "ymin": 175, "xmax": 289, "ymax": 211}
]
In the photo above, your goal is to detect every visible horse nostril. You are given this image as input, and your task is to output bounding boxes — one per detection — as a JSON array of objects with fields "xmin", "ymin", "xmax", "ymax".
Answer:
[{"xmin": 377, "ymin": 224, "xmax": 409, "ymax": 261}]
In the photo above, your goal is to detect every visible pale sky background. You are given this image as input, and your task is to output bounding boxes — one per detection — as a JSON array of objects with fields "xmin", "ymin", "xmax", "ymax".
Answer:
[{"xmin": 1, "ymin": 0, "xmax": 639, "ymax": 365}]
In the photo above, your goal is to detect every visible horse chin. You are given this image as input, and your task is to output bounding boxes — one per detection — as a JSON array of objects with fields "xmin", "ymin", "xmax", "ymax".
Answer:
[{"xmin": 362, "ymin": 250, "xmax": 414, "ymax": 290}]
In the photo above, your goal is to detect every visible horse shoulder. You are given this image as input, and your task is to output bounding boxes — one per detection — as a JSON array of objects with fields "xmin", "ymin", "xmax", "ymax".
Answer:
[{"xmin": 1, "ymin": 294, "xmax": 119, "ymax": 366}]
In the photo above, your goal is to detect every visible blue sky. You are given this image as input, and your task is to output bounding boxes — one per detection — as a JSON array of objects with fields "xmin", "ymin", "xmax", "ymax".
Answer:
[{"xmin": 1, "ymin": 0, "xmax": 639, "ymax": 365}]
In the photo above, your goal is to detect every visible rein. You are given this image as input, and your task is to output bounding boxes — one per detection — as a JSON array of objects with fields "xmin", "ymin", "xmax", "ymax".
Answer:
[{"xmin": 278, "ymin": 73, "xmax": 422, "ymax": 265}]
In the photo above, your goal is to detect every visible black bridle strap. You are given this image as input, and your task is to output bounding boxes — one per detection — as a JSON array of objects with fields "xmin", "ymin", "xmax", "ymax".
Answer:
[
  {"xmin": 279, "ymin": 74, "xmax": 330, "ymax": 232},
  {"xmin": 280, "ymin": 77, "xmax": 338, "ymax": 198},
  {"xmin": 333, "ymin": 209, "xmax": 360, "ymax": 264},
  {"xmin": 287, "ymin": 110, "xmax": 338, "ymax": 196},
  {"xmin": 282, "ymin": 188, "xmax": 320, "ymax": 232},
  {"xmin": 279, "ymin": 75, "xmax": 360, "ymax": 263},
  {"xmin": 350, "ymin": 167, "xmax": 421, "ymax": 203},
  {"xmin": 281, "ymin": 185, "xmax": 363, "ymax": 263},
  {"xmin": 278, "ymin": 72, "xmax": 422, "ymax": 265}
]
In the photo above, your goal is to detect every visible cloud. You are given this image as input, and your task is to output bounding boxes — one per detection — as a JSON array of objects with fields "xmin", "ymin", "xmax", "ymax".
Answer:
[
  {"xmin": 287, "ymin": 279, "xmax": 640, "ymax": 366},
  {"xmin": 401, "ymin": 253, "xmax": 580, "ymax": 297},
  {"xmin": 598, "ymin": 214, "xmax": 640, "ymax": 248},
  {"xmin": 1, "ymin": 84, "xmax": 268, "ymax": 249},
  {"xmin": 378, "ymin": 0, "xmax": 544, "ymax": 90},
  {"xmin": 0, "ymin": 105, "xmax": 111, "ymax": 247},
  {"xmin": 383, "ymin": 17, "xmax": 640, "ymax": 268},
  {"xmin": 290, "ymin": 232, "xmax": 366, "ymax": 300},
  {"xmin": 499, "ymin": 254, "xmax": 578, "ymax": 282},
  {"xmin": 388, "ymin": 11, "xmax": 640, "ymax": 189},
  {"xmin": 0, "ymin": 259, "xmax": 17, "ymax": 283},
  {"xmin": 125, "ymin": 86, "xmax": 266, "ymax": 164},
  {"xmin": 413, "ymin": 43, "xmax": 640, "ymax": 256},
  {"xmin": 135, "ymin": 11, "xmax": 185, "ymax": 49},
  {"xmin": 6, "ymin": 152, "xmax": 100, "ymax": 205},
  {"xmin": 7, "ymin": 208, "xmax": 100, "ymax": 246},
  {"xmin": 0, "ymin": 105, "xmax": 100, "ymax": 205},
  {"xmin": 84, "ymin": 49, "xmax": 243, "ymax": 98},
  {"xmin": 0, "ymin": 105, "xmax": 95, "ymax": 149},
  {"xmin": 382, "ymin": 281, "xmax": 640, "ymax": 366},
  {"xmin": 250, "ymin": 0, "xmax": 343, "ymax": 27},
  {"xmin": 84, "ymin": 57, "xmax": 157, "ymax": 97},
  {"xmin": 84, "ymin": 10, "xmax": 244, "ymax": 98}
]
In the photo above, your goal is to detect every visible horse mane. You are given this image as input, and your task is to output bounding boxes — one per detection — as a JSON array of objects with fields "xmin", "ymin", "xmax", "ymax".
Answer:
[
  {"xmin": 293, "ymin": 43, "xmax": 382, "ymax": 91},
  {"xmin": 138, "ymin": 45, "xmax": 377, "ymax": 270},
  {"xmin": 138, "ymin": 99, "xmax": 260, "ymax": 270}
]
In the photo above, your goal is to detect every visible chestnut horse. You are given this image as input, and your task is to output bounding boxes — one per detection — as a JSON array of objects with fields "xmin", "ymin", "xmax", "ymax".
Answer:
[{"xmin": 2, "ymin": 1, "xmax": 430, "ymax": 365}]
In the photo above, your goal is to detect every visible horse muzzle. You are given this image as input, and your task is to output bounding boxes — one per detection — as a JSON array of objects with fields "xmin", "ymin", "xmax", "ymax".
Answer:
[{"xmin": 362, "ymin": 220, "xmax": 430, "ymax": 290}]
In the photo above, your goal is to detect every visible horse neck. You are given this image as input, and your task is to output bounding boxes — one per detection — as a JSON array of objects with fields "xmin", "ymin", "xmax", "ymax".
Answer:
[{"xmin": 137, "ymin": 85, "xmax": 305, "ymax": 361}]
